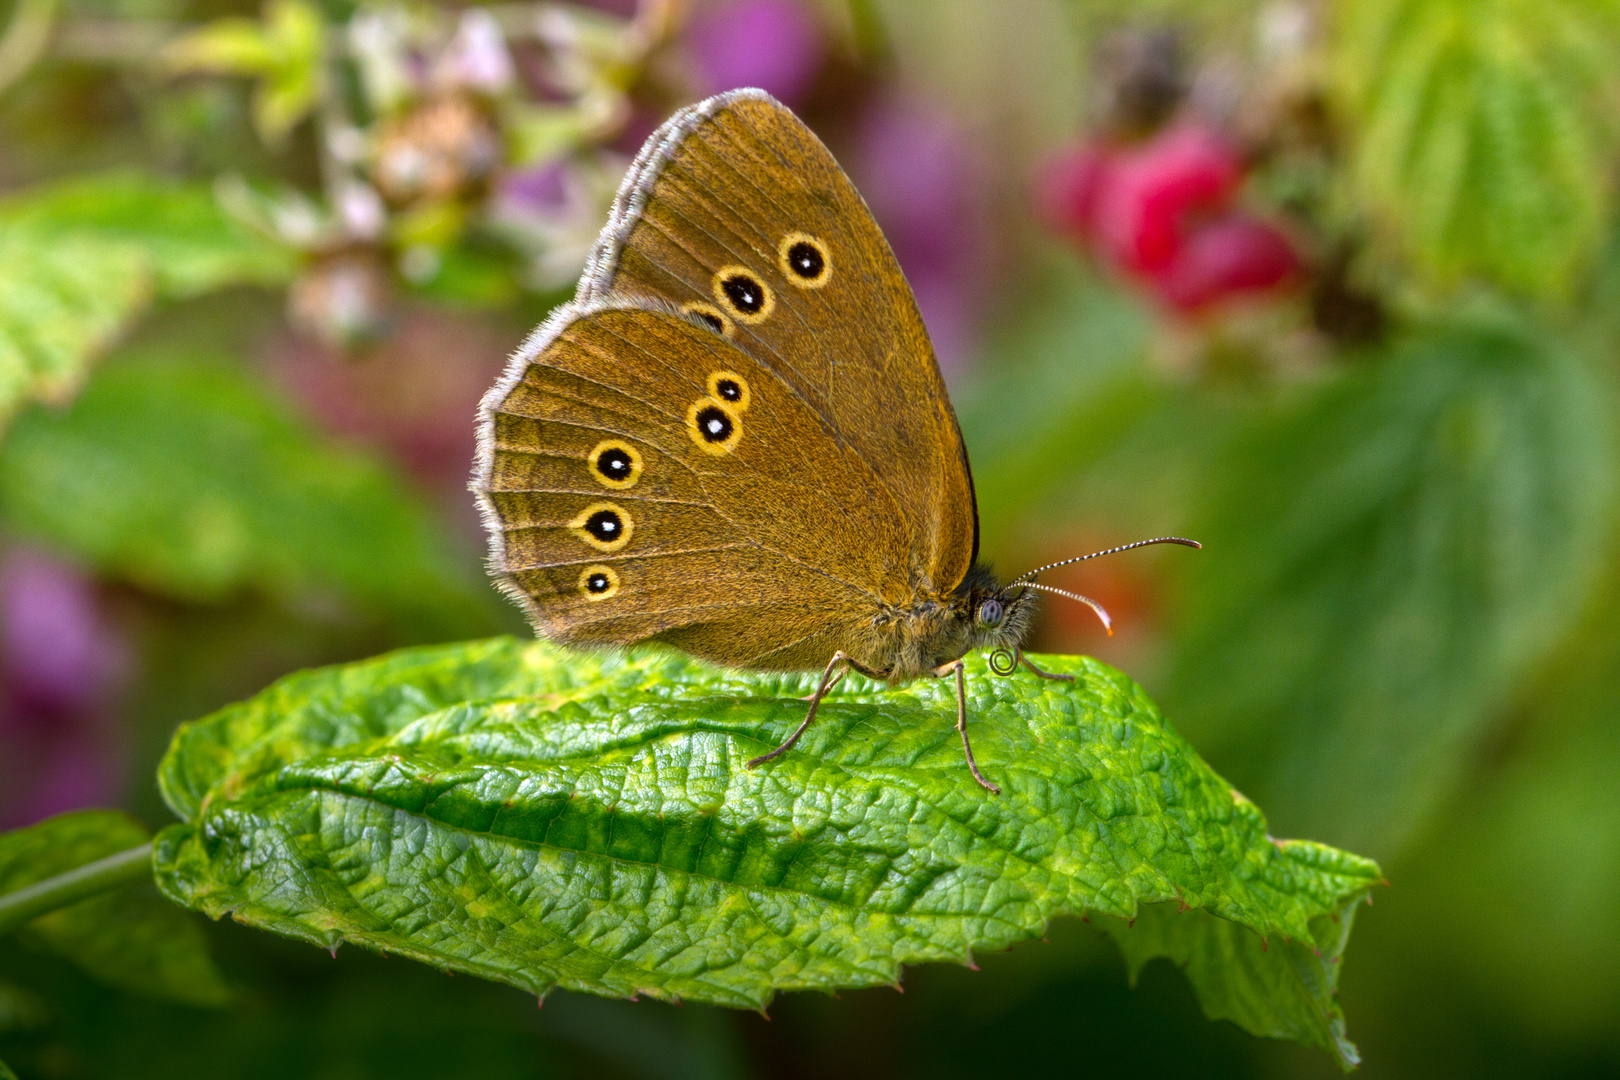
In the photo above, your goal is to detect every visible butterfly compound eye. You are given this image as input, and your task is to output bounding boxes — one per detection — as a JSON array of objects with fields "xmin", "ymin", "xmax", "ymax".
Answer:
[
  {"xmin": 712, "ymin": 266, "xmax": 775, "ymax": 323},
  {"xmin": 976, "ymin": 598, "xmax": 1005, "ymax": 628},
  {"xmin": 778, "ymin": 233, "xmax": 832, "ymax": 288}
]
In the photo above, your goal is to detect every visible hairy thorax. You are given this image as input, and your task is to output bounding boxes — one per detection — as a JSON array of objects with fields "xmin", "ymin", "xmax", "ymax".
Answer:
[{"xmin": 851, "ymin": 563, "xmax": 1037, "ymax": 682}]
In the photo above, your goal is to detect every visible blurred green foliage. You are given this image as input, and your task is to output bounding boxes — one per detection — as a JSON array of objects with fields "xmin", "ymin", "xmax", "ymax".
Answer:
[
  {"xmin": 0, "ymin": 173, "xmax": 294, "ymax": 421},
  {"xmin": 0, "ymin": 812, "xmax": 226, "ymax": 1006},
  {"xmin": 1337, "ymin": 0, "xmax": 1620, "ymax": 299},
  {"xmin": 1168, "ymin": 316, "xmax": 1614, "ymax": 853},
  {"xmin": 0, "ymin": 349, "xmax": 499, "ymax": 637}
]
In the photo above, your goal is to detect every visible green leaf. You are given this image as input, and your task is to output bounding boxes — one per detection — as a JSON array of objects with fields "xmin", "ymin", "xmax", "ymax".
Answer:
[
  {"xmin": 165, "ymin": 0, "xmax": 326, "ymax": 143},
  {"xmin": 1098, "ymin": 900, "xmax": 1361, "ymax": 1066},
  {"xmin": 0, "ymin": 172, "xmax": 296, "ymax": 424},
  {"xmin": 1336, "ymin": 0, "xmax": 1620, "ymax": 298},
  {"xmin": 0, "ymin": 1052, "xmax": 15, "ymax": 1080},
  {"xmin": 0, "ymin": 811, "xmax": 228, "ymax": 1006},
  {"xmin": 0, "ymin": 172, "xmax": 296, "ymax": 298},
  {"xmin": 0, "ymin": 350, "xmax": 502, "ymax": 638},
  {"xmin": 152, "ymin": 637, "xmax": 1382, "ymax": 1067},
  {"xmin": 0, "ymin": 231, "xmax": 150, "ymax": 420},
  {"xmin": 1168, "ymin": 314, "xmax": 1615, "ymax": 856}
]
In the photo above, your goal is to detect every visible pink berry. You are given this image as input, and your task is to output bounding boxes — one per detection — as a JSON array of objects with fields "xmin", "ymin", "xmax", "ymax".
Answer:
[
  {"xmin": 1155, "ymin": 214, "xmax": 1303, "ymax": 312},
  {"xmin": 1092, "ymin": 123, "xmax": 1243, "ymax": 276}
]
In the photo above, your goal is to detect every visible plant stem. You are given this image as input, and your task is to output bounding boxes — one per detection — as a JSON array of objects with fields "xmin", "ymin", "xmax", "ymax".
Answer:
[{"xmin": 0, "ymin": 843, "xmax": 154, "ymax": 937}]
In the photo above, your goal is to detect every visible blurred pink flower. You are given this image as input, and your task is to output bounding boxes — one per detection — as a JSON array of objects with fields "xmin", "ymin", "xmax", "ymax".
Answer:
[
  {"xmin": 852, "ymin": 96, "xmax": 989, "ymax": 374},
  {"xmin": 0, "ymin": 548, "xmax": 129, "ymax": 828},
  {"xmin": 687, "ymin": 0, "xmax": 825, "ymax": 107},
  {"xmin": 1040, "ymin": 121, "xmax": 1303, "ymax": 316},
  {"xmin": 437, "ymin": 9, "xmax": 514, "ymax": 94},
  {"xmin": 1156, "ymin": 214, "xmax": 1302, "ymax": 312},
  {"xmin": 1091, "ymin": 124, "xmax": 1242, "ymax": 276}
]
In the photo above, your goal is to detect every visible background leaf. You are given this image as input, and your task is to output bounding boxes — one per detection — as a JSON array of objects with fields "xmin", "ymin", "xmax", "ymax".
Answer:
[
  {"xmin": 0, "ymin": 173, "xmax": 295, "ymax": 424},
  {"xmin": 0, "ymin": 811, "xmax": 227, "ymax": 1006},
  {"xmin": 0, "ymin": 350, "xmax": 503, "ymax": 639},
  {"xmin": 152, "ymin": 637, "xmax": 1381, "ymax": 1068},
  {"xmin": 0, "ymin": 232, "xmax": 150, "ymax": 422},
  {"xmin": 1365, "ymin": 557, "xmax": 1620, "ymax": 1042},
  {"xmin": 1167, "ymin": 314, "xmax": 1615, "ymax": 856},
  {"xmin": 955, "ymin": 258, "xmax": 1163, "ymax": 543},
  {"xmin": 1336, "ymin": 0, "xmax": 1620, "ymax": 298},
  {"xmin": 163, "ymin": 0, "xmax": 327, "ymax": 143}
]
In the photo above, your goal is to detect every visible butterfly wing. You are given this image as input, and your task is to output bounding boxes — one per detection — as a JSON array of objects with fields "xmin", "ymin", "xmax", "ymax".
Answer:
[
  {"xmin": 579, "ymin": 88, "xmax": 979, "ymax": 597},
  {"xmin": 476, "ymin": 300, "xmax": 916, "ymax": 670}
]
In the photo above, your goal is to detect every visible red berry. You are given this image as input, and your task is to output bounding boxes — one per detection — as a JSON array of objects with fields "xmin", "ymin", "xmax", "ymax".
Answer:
[
  {"xmin": 1155, "ymin": 214, "xmax": 1303, "ymax": 312},
  {"xmin": 1092, "ymin": 123, "xmax": 1242, "ymax": 275}
]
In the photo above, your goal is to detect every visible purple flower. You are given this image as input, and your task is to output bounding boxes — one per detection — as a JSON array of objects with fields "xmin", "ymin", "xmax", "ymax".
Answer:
[
  {"xmin": 496, "ymin": 160, "xmax": 574, "ymax": 217},
  {"xmin": 1, "ymin": 549, "xmax": 126, "ymax": 717},
  {"xmin": 0, "ymin": 548, "xmax": 129, "ymax": 828},
  {"xmin": 437, "ymin": 9, "xmax": 514, "ymax": 94},
  {"xmin": 686, "ymin": 0, "xmax": 825, "ymax": 107},
  {"xmin": 851, "ymin": 96, "xmax": 989, "ymax": 374}
]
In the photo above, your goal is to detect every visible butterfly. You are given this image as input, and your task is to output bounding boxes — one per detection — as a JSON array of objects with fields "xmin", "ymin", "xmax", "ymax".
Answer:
[{"xmin": 472, "ymin": 88, "xmax": 1197, "ymax": 794}]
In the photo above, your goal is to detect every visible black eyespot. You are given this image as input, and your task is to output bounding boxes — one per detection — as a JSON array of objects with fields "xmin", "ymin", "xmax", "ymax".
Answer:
[
  {"xmin": 596, "ymin": 447, "xmax": 631, "ymax": 481},
  {"xmin": 694, "ymin": 310, "xmax": 725, "ymax": 333},
  {"xmin": 976, "ymin": 598, "xmax": 1005, "ymax": 629},
  {"xmin": 585, "ymin": 572, "xmax": 611, "ymax": 594},
  {"xmin": 721, "ymin": 273, "xmax": 765, "ymax": 314},
  {"xmin": 715, "ymin": 378, "xmax": 742, "ymax": 403},
  {"xmin": 787, "ymin": 241, "xmax": 824, "ymax": 280},
  {"xmin": 585, "ymin": 509, "xmax": 622, "ymax": 542},
  {"xmin": 696, "ymin": 405, "xmax": 733, "ymax": 444}
]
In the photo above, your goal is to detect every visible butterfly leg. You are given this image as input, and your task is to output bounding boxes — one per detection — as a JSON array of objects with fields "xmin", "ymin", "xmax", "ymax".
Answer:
[
  {"xmin": 802, "ymin": 667, "xmax": 848, "ymax": 701},
  {"xmin": 1019, "ymin": 651, "xmax": 1076, "ymax": 683},
  {"xmin": 932, "ymin": 659, "xmax": 1001, "ymax": 795},
  {"xmin": 748, "ymin": 651, "xmax": 880, "ymax": 769}
]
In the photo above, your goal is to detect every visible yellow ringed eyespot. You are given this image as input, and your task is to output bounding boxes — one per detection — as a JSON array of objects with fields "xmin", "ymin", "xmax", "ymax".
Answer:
[
  {"xmin": 778, "ymin": 232, "xmax": 831, "ymax": 288},
  {"xmin": 578, "ymin": 564, "xmax": 620, "ymax": 601},
  {"xmin": 686, "ymin": 397, "xmax": 742, "ymax": 455},
  {"xmin": 569, "ymin": 501, "xmax": 633, "ymax": 552},
  {"xmin": 707, "ymin": 370, "xmax": 750, "ymax": 412},
  {"xmin": 682, "ymin": 302, "xmax": 734, "ymax": 337},
  {"xmin": 587, "ymin": 439, "xmax": 642, "ymax": 490},
  {"xmin": 712, "ymin": 266, "xmax": 774, "ymax": 323}
]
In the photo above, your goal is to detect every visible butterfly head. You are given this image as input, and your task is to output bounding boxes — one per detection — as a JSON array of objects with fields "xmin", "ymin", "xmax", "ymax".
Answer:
[
  {"xmin": 951, "ymin": 565, "xmax": 1040, "ymax": 658},
  {"xmin": 980, "ymin": 536, "xmax": 1203, "ymax": 646}
]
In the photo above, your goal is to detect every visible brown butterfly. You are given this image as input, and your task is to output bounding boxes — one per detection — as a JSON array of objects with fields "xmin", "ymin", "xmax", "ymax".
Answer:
[{"xmin": 472, "ymin": 88, "xmax": 1196, "ymax": 794}]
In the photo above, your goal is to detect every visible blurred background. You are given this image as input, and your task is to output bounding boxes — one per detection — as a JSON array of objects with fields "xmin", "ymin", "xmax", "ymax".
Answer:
[{"xmin": 2, "ymin": 0, "xmax": 1619, "ymax": 1076}]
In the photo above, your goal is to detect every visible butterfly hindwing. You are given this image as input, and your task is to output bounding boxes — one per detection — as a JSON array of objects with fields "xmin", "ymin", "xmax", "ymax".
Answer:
[{"xmin": 477, "ymin": 302, "xmax": 914, "ymax": 670}]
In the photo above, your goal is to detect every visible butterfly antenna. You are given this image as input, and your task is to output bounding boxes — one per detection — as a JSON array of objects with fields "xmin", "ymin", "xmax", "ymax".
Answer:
[
  {"xmin": 1019, "ymin": 582, "xmax": 1115, "ymax": 636},
  {"xmin": 1006, "ymin": 536, "xmax": 1201, "ymax": 588}
]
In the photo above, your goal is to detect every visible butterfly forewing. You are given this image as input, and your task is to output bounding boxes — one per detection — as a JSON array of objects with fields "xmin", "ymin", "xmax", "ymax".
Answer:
[{"xmin": 583, "ymin": 90, "xmax": 978, "ymax": 598}]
